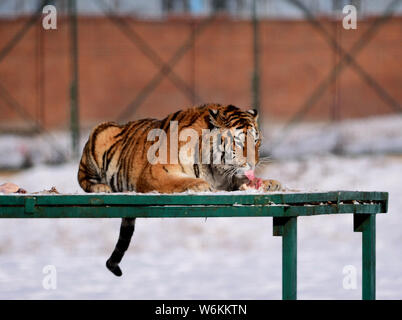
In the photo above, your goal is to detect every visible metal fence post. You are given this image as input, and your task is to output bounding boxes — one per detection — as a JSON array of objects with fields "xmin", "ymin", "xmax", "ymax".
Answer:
[
  {"xmin": 273, "ymin": 216, "xmax": 298, "ymax": 300},
  {"xmin": 68, "ymin": 0, "xmax": 80, "ymax": 159},
  {"xmin": 354, "ymin": 214, "xmax": 376, "ymax": 300},
  {"xmin": 251, "ymin": 0, "xmax": 260, "ymax": 120}
]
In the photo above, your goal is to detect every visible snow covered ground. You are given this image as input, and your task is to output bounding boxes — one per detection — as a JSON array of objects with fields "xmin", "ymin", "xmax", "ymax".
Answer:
[{"xmin": 0, "ymin": 154, "xmax": 401, "ymax": 299}]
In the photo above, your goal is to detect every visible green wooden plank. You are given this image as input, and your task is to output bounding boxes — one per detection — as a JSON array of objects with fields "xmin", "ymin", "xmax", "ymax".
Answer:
[
  {"xmin": 281, "ymin": 191, "xmax": 383, "ymax": 203},
  {"xmin": 0, "ymin": 191, "xmax": 389, "ymax": 207},
  {"xmin": 0, "ymin": 203, "xmax": 385, "ymax": 218},
  {"xmin": 337, "ymin": 191, "xmax": 388, "ymax": 202},
  {"xmin": 2, "ymin": 193, "xmax": 282, "ymax": 206},
  {"xmin": 0, "ymin": 196, "xmax": 25, "ymax": 206}
]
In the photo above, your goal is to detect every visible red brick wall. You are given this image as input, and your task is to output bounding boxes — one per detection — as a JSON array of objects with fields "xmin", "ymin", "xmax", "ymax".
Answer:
[{"xmin": 0, "ymin": 16, "xmax": 401, "ymax": 130}]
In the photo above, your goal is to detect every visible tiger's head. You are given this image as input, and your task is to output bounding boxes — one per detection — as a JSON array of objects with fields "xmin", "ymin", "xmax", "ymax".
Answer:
[{"xmin": 205, "ymin": 105, "xmax": 261, "ymax": 190}]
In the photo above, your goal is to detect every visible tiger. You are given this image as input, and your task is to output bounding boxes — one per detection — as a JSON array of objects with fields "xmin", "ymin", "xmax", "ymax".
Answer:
[{"xmin": 78, "ymin": 103, "xmax": 281, "ymax": 276}]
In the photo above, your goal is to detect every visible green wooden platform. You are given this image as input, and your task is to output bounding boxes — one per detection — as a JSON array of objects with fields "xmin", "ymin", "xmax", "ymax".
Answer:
[{"xmin": 0, "ymin": 190, "xmax": 388, "ymax": 300}]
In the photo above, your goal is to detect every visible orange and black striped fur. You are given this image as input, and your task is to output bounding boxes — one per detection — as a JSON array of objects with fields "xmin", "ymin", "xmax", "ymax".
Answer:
[{"xmin": 78, "ymin": 104, "xmax": 281, "ymax": 276}]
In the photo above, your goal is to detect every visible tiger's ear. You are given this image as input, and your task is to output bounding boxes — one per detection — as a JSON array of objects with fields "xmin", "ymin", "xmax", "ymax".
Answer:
[{"xmin": 247, "ymin": 109, "xmax": 258, "ymax": 120}]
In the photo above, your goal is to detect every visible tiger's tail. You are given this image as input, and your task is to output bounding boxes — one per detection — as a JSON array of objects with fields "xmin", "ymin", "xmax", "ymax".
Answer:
[{"xmin": 106, "ymin": 217, "xmax": 136, "ymax": 277}]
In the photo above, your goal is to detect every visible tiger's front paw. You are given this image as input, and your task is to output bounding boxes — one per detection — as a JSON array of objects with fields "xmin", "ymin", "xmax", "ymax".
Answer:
[
  {"xmin": 90, "ymin": 184, "xmax": 112, "ymax": 193},
  {"xmin": 186, "ymin": 179, "xmax": 213, "ymax": 192},
  {"xmin": 262, "ymin": 179, "xmax": 282, "ymax": 191}
]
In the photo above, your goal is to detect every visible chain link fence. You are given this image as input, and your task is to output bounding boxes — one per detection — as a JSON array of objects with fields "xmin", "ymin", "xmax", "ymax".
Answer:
[{"xmin": 0, "ymin": 0, "xmax": 401, "ymax": 168}]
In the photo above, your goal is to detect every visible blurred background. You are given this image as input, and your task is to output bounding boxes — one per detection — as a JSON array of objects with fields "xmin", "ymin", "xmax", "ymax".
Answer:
[{"xmin": 0, "ymin": 0, "xmax": 401, "ymax": 299}]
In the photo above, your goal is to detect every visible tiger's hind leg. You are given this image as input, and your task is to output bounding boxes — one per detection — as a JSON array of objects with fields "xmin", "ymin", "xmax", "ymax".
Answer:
[
  {"xmin": 106, "ymin": 218, "xmax": 136, "ymax": 277},
  {"xmin": 78, "ymin": 151, "xmax": 112, "ymax": 193},
  {"xmin": 88, "ymin": 184, "xmax": 112, "ymax": 193}
]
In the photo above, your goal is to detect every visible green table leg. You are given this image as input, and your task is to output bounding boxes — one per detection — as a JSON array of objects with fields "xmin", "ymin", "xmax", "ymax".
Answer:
[
  {"xmin": 273, "ymin": 217, "xmax": 297, "ymax": 300},
  {"xmin": 354, "ymin": 214, "xmax": 376, "ymax": 300}
]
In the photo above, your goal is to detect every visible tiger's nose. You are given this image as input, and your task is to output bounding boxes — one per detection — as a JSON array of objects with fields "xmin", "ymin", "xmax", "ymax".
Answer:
[{"xmin": 242, "ymin": 162, "xmax": 252, "ymax": 169}]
